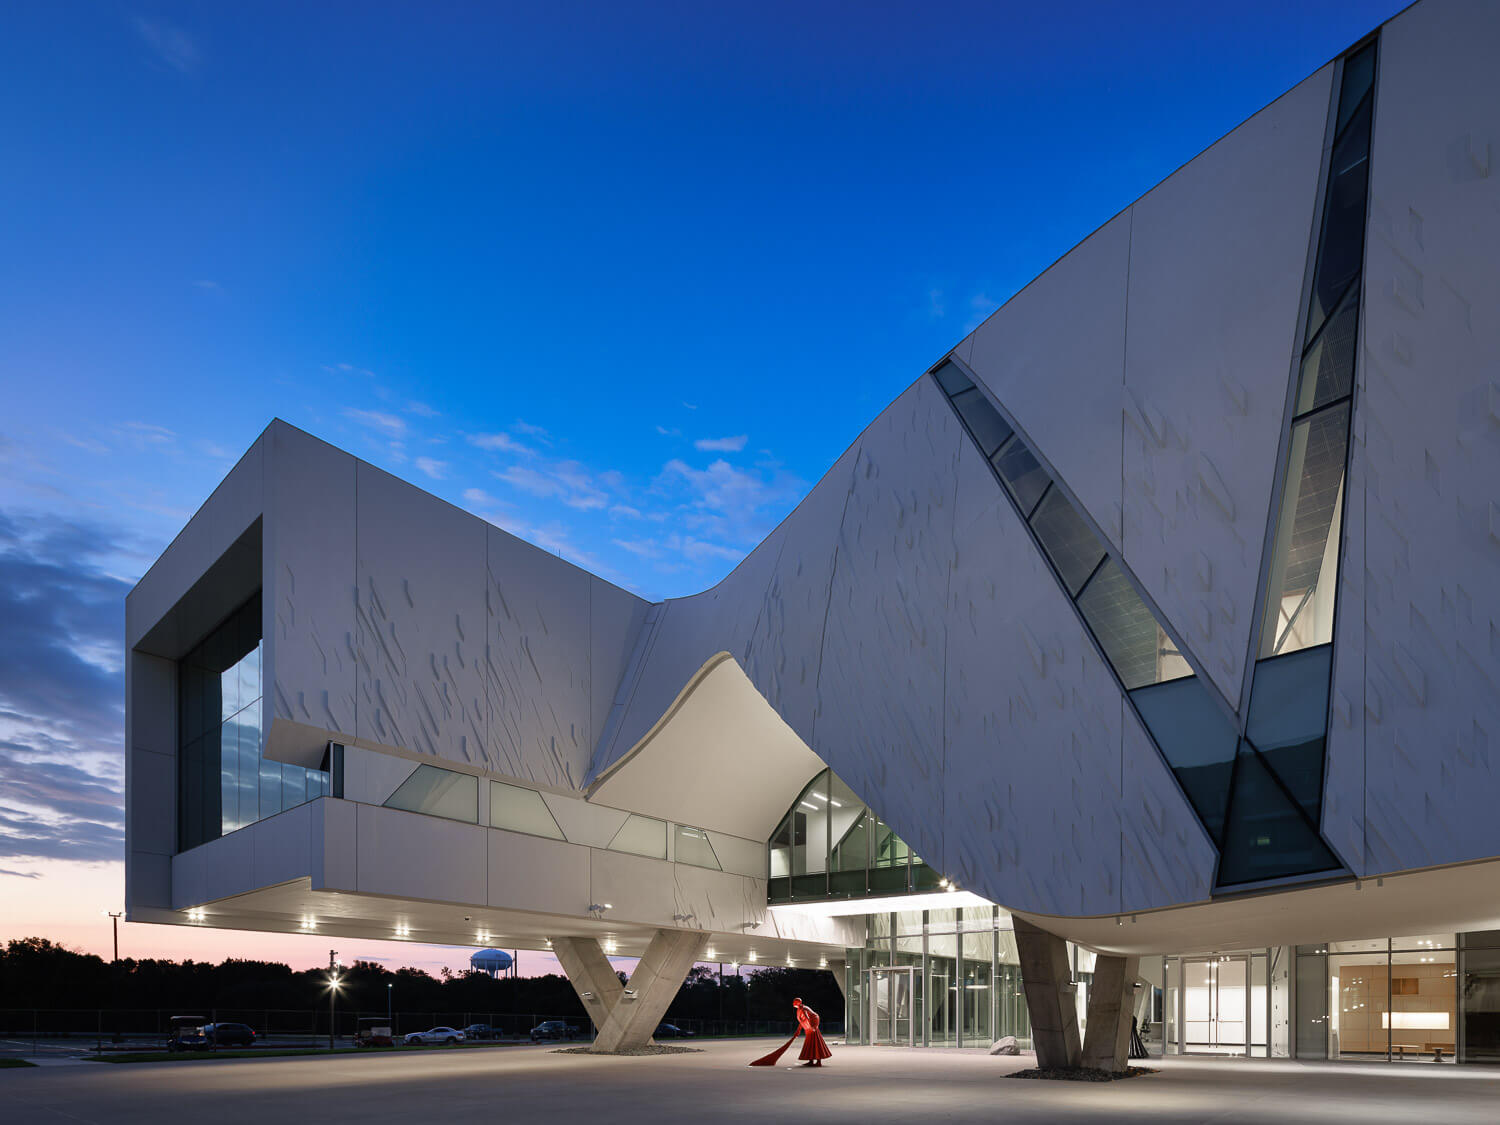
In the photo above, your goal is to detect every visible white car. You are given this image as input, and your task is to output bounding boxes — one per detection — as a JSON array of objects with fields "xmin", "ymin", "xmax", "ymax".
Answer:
[{"xmin": 404, "ymin": 1026, "xmax": 465, "ymax": 1045}]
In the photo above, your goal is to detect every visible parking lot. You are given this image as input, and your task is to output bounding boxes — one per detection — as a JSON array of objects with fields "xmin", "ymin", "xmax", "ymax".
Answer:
[{"xmin": 6, "ymin": 1039, "xmax": 1500, "ymax": 1124}]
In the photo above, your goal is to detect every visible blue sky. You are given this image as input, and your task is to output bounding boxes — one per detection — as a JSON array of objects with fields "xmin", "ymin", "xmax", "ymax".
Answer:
[{"xmin": 0, "ymin": 1, "xmax": 1404, "ymax": 966}]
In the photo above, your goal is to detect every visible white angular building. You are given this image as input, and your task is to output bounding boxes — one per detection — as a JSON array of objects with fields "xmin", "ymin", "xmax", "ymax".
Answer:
[{"xmin": 125, "ymin": 0, "xmax": 1500, "ymax": 1066}]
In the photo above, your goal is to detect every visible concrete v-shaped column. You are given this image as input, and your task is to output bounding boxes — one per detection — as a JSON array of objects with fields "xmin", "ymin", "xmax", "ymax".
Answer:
[
  {"xmin": 552, "ymin": 936, "xmax": 627, "ymax": 1036},
  {"xmin": 1013, "ymin": 917, "xmax": 1082, "ymax": 1070},
  {"xmin": 594, "ymin": 928, "xmax": 709, "ymax": 1053},
  {"xmin": 1081, "ymin": 953, "xmax": 1141, "ymax": 1072}
]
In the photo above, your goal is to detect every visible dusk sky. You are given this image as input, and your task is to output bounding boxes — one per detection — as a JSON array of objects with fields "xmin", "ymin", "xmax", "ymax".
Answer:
[{"xmin": 0, "ymin": 1, "xmax": 1403, "ymax": 975}]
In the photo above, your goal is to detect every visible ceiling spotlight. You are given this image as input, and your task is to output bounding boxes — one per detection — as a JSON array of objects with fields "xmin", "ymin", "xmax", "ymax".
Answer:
[{"xmin": 748, "ymin": 951, "xmax": 757, "ymax": 963}]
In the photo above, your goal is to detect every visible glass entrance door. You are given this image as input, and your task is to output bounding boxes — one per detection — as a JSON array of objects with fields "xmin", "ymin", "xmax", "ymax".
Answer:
[
  {"xmin": 867, "ymin": 967, "xmax": 916, "ymax": 1046},
  {"xmin": 1183, "ymin": 956, "xmax": 1249, "ymax": 1054}
]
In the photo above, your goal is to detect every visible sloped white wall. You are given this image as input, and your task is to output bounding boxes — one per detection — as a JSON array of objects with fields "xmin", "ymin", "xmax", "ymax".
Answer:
[{"xmin": 1330, "ymin": 0, "xmax": 1500, "ymax": 875}]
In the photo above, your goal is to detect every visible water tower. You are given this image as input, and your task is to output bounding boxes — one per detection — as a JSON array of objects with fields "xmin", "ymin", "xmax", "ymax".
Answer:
[{"xmin": 470, "ymin": 948, "xmax": 516, "ymax": 979}]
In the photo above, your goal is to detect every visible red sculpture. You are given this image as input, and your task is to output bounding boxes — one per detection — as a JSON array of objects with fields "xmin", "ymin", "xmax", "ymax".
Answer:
[{"xmin": 748, "ymin": 998, "xmax": 833, "ymax": 1067}]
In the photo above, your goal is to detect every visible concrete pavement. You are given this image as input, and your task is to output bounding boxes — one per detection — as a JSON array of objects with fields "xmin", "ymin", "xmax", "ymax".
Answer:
[{"xmin": 4, "ymin": 1039, "xmax": 1500, "ymax": 1124}]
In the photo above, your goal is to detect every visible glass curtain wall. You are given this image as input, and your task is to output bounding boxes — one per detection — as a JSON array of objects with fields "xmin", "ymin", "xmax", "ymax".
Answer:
[
  {"xmin": 177, "ymin": 592, "xmax": 329, "ymax": 852},
  {"xmin": 847, "ymin": 907, "xmax": 1042, "ymax": 1048},
  {"xmin": 1294, "ymin": 936, "xmax": 1459, "ymax": 1062},
  {"xmin": 768, "ymin": 769, "xmax": 941, "ymax": 903}
]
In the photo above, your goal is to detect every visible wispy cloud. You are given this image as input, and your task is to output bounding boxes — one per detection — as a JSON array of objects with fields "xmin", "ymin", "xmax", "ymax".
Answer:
[
  {"xmin": 927, "ymin": 287, "xmax": 945, "ymax": 319},
  {"xmin": 192, "ymin": 279, "xmax": 220, "ymax": 291},
  {"xmin": 414, "ymin": 457, "xmax": 446, "ymax": 480},
  {"xmin": 0, "ymin": 511, "xmax": 129, "ymax": 863},
  {"xmin": 495, "ymin": 462, "xmax": 609, "ymax": 512},
  {"xmin": 133, "ymin": 16, "xmax": 200, "ymax": 74},
  {"xmin": 468, "ymin": 432, "xmax": 535, "ymax": 457},
  {"xmin": 0, "ymin": 868, "xmax": 41, "ymax": 879},
  {"xmin": 343, "ymin": 408, "xmax": 407, "ymax": 439},
  {"xmin": 612, "ymin": 533, "xmax": 742, "ymax": 565},
  {"xmin": 405, "ymin": 401, "xmax": 440, "ymax": 418},
  {"xmin": 693, "ymin": 435, "xmax": 747, "ymax": 453},
  {"xmin": 655, "ymin": 425, "xmax": 681, "ymax": 438},
  {"xmin": 657, "ymin": 457, "xmax": 804, "ymax": 545},
  {"xmin": 512, "ymin": 420, "xmax": 551, "ymax": 442}
]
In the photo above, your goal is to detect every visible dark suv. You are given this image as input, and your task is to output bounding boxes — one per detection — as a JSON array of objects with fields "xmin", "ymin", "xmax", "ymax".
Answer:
[
  {"xmin": 529, "ymin": 1020, "xmax": 580, "ymax": 1042},
  {"xmin": 205, "ymin": 1022, "xmax": 257, "ymax": 1047},
  {"xmin": 463, "ymin": 1023, "xmax": 498, "ymax": 1041}
]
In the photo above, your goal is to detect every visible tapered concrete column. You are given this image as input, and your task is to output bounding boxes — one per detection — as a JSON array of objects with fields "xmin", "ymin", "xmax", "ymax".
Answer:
[
  {"xmin": 593, "ymin": 928, "xmax": 709, "ymax": 1053},
  {"xmin": 1013, "ymin": 917, "xmax": 1081, "ymax": 1069},
  {"xmin": 1081, "ymin": 954, "xmax": 1140, "ymax": 1072},
  {"xmin": 551, "ymin": 936, "xmax": 625, "ymax": 1034}
]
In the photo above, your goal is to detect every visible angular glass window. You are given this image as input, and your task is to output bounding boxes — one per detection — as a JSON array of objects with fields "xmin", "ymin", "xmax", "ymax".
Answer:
[
  {"xmin": 219, "ymin": 725, "xmax": 239, "ymax": 836},
  {"xmin": 1029, "ymin": 488, "xmax": 1106, "ymax": 597},
  {"xmin": 769, "ymin": 812, "xmax": 793, "ymax": 880},
  {"xmin": 932, "ymin": 361, "xmax": 974, "ymax": 397},
  {"xmin": 673, "ymin": 824, "xmax": 721, "ymax": 870},
  {"xmin": 992, "ymin": 440, "xmax": 1050, "ymax": 517},
  {"xmin": 490, "ymin": 781, "xmax": 565, "ymax": 840},
  {"xmin": 607, "ymin": 813, "xmax": 667, "ymax": 860},
  {"xmin": 1130, "ymin": 677, "xmax": 1240, "ymax": 843},
  {"xmin": 951, "ymin": 387, "xmax": 1014, "ymax": 458},
  {"xmin": 1246, "ymin": 645, "xmax": 1333, "ymax": 822},
  {"xmin": 383, "ymin": 764, "xmax": 479, "ymax": 823},
  {"xmin": 1306, "ymin": 95, "xmax": 1372, "ymax": 344},
  {"xmin": 1215, "ymin": 742, "xmax": 1341, "ymax": 887},
  {"xmin": 1077, "ymin": 560, "xmax": 1190, "ymax": 690},
  {"xmin": 1259, "ymin": 403, "xmax": 1350, "ymax": 657},
  {"xmin": 1335, "ymin": 43, "xmax": 1376, "ymax": 139},
  {"xmin": 1294, "ymin": 282, "xmax": 1359, "ymax": 418}
]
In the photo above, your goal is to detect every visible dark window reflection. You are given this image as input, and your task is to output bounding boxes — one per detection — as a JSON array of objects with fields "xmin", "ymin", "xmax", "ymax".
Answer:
[{"xmin": 176, "ymin": 590, "xmax": 329, "ymax": 852}]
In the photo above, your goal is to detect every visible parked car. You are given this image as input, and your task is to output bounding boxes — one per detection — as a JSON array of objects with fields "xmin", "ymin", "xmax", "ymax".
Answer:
[
  {"xmin": 165, "ymin": 1016, "xmax": 212, "ymax": 1052},
  {"xmin": 529, "ymin": 1020, "xmax": 580, "ymax": 1042},
  {"xmin": 404, "ymin": 1026, "xmax": 465, "ymax": 1045},
  {"xmin": 204, "ymin": 1022, "xmax": 257, "ymax": 1048},
  {"xmin": 462, "ymin": 1023, "xmax": 498, "ymax": 1041},
  {"xmin": 654, "ymin": 1023, "xmax": 694, "ymax": 1039}
]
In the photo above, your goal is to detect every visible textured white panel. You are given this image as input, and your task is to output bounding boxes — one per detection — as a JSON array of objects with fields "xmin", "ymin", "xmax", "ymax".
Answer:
[
  {"xmin": 485, "ymin": 525, "xmax": 592, "ymax": 788},
  {"xmin": 541, "ymin": 793, "xmax": 630, "ymax": 849},
  {"xmin": 246, "ymin": 801, "xmax": 319, "ymax": 890},
  {"xmin": 590, "ymin": 848, "xmax": 676, "ymax": 925},
  {"xmin": 667, "ymin": 863, "xmax": 766, "ymax": 934},
  {"xmin": 1122, "ymin": 64, "xmax": 1334, "ymax": 704},
  {"xmin": 1119, "ymin": 699, "xmax": 1216, "ymax": 910},
  {"xmin": 943, "ymin": 462, "xmax": 1124, "ymax": 916},
  {"xmin": 706, "ymin": 831, "xmax": 766, "ymax": 879},
  {"xmin": 487, "ymin": 829, "xmax": 590, "ymax": 915},
  {"xmin": 589, "ymin": 576, "xmax": 651, "ymax": 770},
  {"xmin": 127, "ymin": 748, "xmax": 175, "ymax": 858},
  {"xmin": 1355, "ymin": 0, "xmax": 1500, "ymax": 874},
  {"xmin": 355, "ymin": 803, "xmax": 488, "ymax": 904},
  {"xmin": 355, "ymin": 464, "xmax": 488, "ymax": 764},
  {"xmin": 813, "ymin": 380, "xmax": 960, "ymax": 867},
  {"xmin": 316, "ymin": 796, "xmax": 358, "ymax": 891},
  {"xmin": 265, "ymin": 421, "xmax": 358, "ymax": 742},
  {"xmin": 963, "ymin": 211, "xmax": 1131, "ymax": 549}
]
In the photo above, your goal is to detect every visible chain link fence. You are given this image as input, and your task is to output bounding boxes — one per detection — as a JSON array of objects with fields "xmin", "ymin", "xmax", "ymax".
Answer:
[{"xmin": 0, "ymin": 1009, "xmax": 824, "ymax": 1057}]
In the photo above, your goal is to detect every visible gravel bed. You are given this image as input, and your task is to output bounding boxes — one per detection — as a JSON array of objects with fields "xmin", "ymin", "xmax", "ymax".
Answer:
[{"xmin": 1009, "ymin": 1065, "xmax": 1157, "ymax": 1082}]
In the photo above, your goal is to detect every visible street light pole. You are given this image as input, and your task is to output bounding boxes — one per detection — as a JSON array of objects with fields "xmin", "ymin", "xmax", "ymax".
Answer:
[
  {"xmin": 328, "ymin": 950, "xmax": 340, "ymax": 1051},
  {"xmin": 106, "ymin": 912, "xmax": 123, "ymax": 962},
  {"xmin": 387, "ymin": 982, "xmax": 393, "ymax": 1024}
]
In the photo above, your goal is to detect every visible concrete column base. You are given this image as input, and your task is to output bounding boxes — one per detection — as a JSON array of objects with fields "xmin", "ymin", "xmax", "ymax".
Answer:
[
  {"xmin": 591, "ymin": 929, "xmax": 709, "ymax": 1053},
  {"xmin": 1013, "ymin": 917, "xmax": 1081, "ymax": 1070},
  {"xmin": 551, "ymin": 936, "xmax": 626, "ymax": 1038},
  {"xmin": 1081, "ymin": 954, "xmax": 1141, "ymax": 1072}
]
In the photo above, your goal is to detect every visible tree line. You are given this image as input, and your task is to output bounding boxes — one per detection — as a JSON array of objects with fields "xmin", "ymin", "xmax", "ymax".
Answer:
[{"xmin": 0, "ymin": 938, "xmax": 843, "ymax": 1023}]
